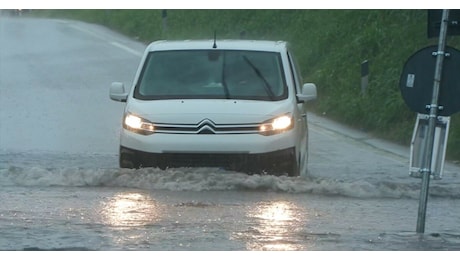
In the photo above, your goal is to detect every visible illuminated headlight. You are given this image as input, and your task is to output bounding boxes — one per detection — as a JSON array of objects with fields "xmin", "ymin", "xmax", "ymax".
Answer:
[
  {"xmin": 259, "ymin": 115, "xmax": 293, "ymax": 136},
  {"xmin": 123, "ymin": 113, "xmax": 155, "ymax": 135}
]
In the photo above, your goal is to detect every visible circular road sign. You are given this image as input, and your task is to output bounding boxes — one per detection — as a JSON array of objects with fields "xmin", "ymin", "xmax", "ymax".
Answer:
[{"xmin": 399, "ymin": 45, "xmax": 460, "ymax": 116}]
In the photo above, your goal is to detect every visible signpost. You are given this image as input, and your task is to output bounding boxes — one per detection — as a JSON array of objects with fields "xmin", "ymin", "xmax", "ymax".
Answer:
[
  {"xmin": 417, "ymin": 9, "xmax": 448, "ymax": 233},
  {"xmin": 361, "ymin": 60, "xmax": 369, "ymax": 96},
  {"xmin": 399, "ymin": 9, "xmax": 460, "ymax": 233}
]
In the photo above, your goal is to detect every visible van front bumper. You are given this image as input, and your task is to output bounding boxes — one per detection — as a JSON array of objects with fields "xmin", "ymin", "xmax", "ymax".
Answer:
[{"xmin": 120, "ymin": 145, "xmax": 296, "ymax": 174}]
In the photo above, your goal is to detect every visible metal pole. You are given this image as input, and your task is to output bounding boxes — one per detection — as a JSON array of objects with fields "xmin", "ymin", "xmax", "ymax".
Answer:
[{"xmin": 416, "ymin": 9, "xmax": 450, "ymax": 233}]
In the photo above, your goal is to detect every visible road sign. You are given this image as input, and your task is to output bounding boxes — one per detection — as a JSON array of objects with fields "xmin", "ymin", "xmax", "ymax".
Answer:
[
  {"xmin": 399, "ymin": 45, "xmax": 460, "ymax": 116},
  {"xmin": 428, "ymin": 9, "xmax": 460, "ymax": 38},
  {"xmin": 410, "ymin": 114, "xmax": 450, "ymax": 180}
]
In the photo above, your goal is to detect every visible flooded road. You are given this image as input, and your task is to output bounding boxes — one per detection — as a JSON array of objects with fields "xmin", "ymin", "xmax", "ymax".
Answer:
[{"xmin": 1, "ymin": 15, "xmax": 460, "ymax": 251}]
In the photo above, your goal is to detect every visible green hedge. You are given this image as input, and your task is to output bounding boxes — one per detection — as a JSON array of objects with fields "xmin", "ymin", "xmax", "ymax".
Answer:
[{"xmin": 35, "ymin": 10, "xmax": 460, "ymax": 161}]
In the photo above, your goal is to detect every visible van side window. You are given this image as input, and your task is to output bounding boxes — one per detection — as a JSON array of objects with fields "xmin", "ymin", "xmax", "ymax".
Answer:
[{"xmin": 287, "ymin": 51, "xmax": 303, "ymax": 97}]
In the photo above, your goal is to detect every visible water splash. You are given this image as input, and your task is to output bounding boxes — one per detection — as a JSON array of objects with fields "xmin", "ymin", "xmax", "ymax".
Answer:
[{"xmin": 2, "ymin": 165, "xmax": 459, "ymax": 199}]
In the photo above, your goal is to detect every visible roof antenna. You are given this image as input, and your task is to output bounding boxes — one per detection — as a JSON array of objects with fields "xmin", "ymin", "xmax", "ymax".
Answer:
[{"xmin": 212, "ymin": 30, "xmax": 217, "ymax": 48}]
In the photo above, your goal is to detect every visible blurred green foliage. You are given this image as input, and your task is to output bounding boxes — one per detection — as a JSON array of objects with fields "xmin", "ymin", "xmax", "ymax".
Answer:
[{"xmin": 35, "ymin": 9, "xmax": 460, "ymax": 161}]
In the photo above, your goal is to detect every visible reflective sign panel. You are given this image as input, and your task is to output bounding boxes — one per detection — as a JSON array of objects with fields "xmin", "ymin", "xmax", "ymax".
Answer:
[{"xmin": 410, "ymin": 114, "xmax": 450, "ymax": 180}]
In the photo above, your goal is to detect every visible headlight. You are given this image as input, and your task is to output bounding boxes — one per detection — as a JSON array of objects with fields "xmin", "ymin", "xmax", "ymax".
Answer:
[
  {"xmin": 259, "ymin": 115, "xmax": 293, "ymax": 136},
  {"xmin": 123, "ymin": 113, "xmax": 155, "ymax": 135}
]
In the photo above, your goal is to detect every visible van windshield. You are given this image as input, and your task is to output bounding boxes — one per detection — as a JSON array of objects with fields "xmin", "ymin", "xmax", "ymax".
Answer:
[{"xmin": 134, "ymin": 50, "xmax": 287, "ymax": 101}]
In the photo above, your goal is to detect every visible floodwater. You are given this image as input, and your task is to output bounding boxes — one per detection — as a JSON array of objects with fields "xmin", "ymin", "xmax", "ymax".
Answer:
[{"xmin": 1, "ymin": 13, "xmax": 460, "ymax": 251}]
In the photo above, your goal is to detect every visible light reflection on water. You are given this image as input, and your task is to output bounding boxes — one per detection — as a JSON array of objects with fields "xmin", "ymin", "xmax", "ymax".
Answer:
[
  {"xmin": 242, "ymin": 201, "xmax": 308, "ymax": 250},
  {"xmin": 100, "ymin": 192, "xmax": 161, "ymax": 228}
]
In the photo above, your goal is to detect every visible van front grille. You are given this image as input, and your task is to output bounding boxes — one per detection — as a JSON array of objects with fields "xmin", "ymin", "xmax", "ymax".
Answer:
[{"xmin": 154, "ymin": 118, "xmax": 260, "ymax": 134}]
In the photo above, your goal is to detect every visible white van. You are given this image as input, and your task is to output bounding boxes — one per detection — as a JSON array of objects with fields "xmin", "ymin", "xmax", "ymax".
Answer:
[{"xmin": 110, "ymin": 39, "xmax": 317, "ymax": 176}]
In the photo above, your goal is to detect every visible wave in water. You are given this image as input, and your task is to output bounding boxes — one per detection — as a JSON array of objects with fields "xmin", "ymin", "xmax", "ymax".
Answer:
[{"xmin": 1, "ymin": 166, "xmax": 459, "ymax": 199}]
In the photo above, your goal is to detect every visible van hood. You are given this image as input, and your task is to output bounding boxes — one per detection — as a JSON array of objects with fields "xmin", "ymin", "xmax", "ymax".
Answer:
[{"xmin": 126, "ymin": 99, "xmax": 293, "ymax": 124}]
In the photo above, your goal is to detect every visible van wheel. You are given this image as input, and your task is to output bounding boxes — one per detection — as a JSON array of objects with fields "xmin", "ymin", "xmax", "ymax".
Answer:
[
  {"xmin": 119, "ymin": 147, "xmax": 140, "ymax": 169},
  {"xmin": 277, "ymin": 155, "xmax": 299, "ymax": 177},
  {"xmin": 287, "ymin": 159, "xmax": 300, "ymax": 177}
]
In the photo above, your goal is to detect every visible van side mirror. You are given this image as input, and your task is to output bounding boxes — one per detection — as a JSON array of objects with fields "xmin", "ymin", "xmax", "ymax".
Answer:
[
  {"xmin": 297, "ymin": 83, "xmax": 317, "ymax": 102},
  {"xmin": 109, "ymin": 82, "xmax": 128, "ymax": 102}
]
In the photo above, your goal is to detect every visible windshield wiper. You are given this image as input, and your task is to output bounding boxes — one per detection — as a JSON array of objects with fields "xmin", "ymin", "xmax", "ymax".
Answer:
[{"xmin": 242, "ymin": 55, "xmax": 275, "ymax": 100}]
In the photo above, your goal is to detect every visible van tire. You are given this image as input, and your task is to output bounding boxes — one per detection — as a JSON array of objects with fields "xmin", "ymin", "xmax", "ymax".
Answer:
[
  {"xmin": 119, "ymin": 147, "xmax": 140, "ymax": 169},
  {"xmin": 276, "ymin": 154, "xmax": 299, "ymax": 177}
]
